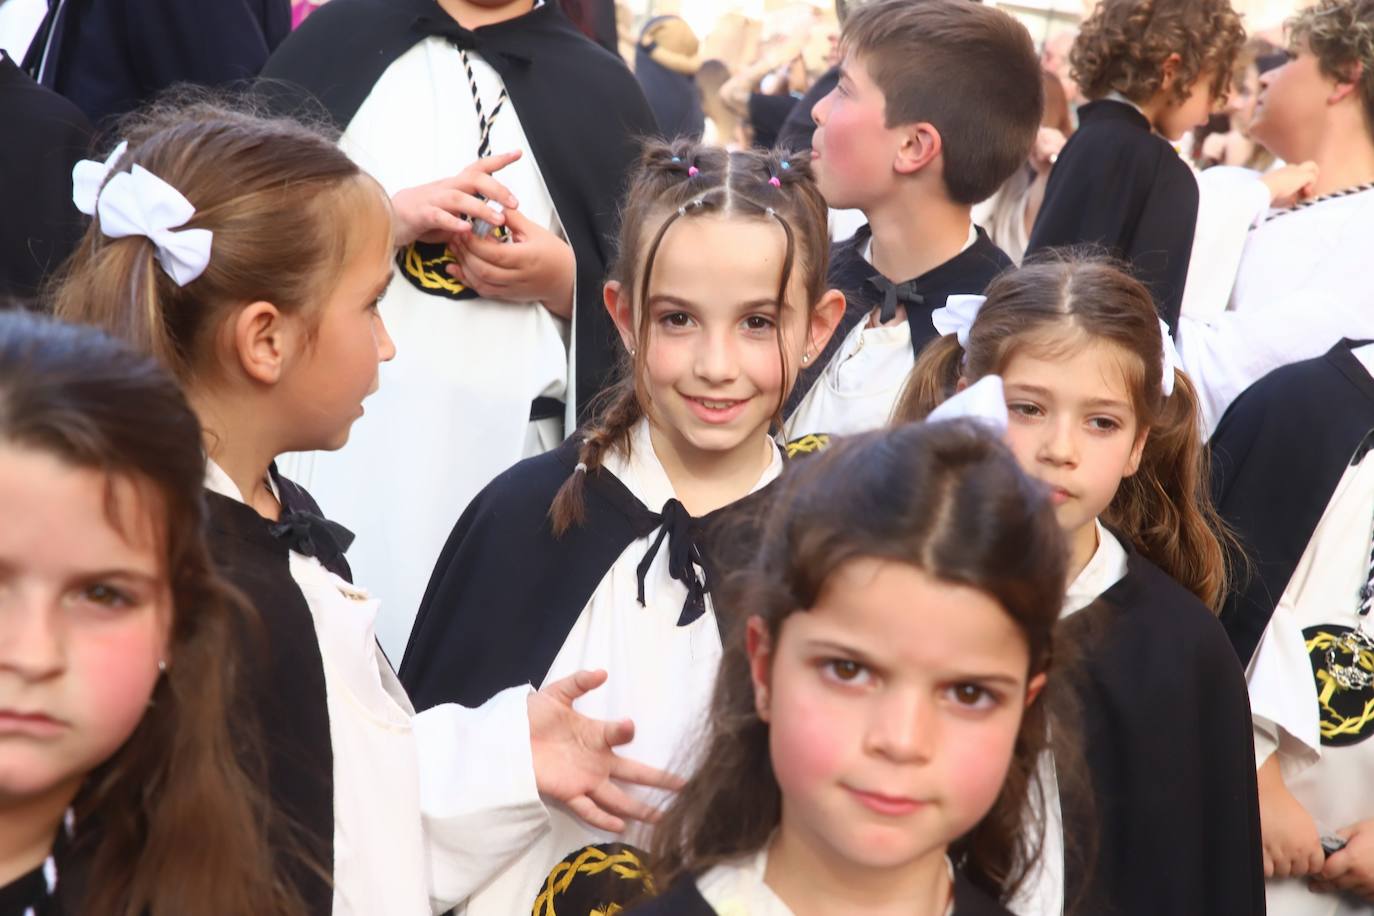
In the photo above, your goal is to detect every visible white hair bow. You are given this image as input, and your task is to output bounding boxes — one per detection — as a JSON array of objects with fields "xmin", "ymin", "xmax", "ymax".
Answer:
[
  {"xmin": 93, "ymin": 165, "xmax": 213, "ymax": 287},
  {"xmin": 926, "ymin": 375, "xmax": 1008, "ymax": 435},
  {"xmin": 930, "ymin": 294, "xmax": 986, "ymax": 347},
  {"xmin": 72, "ymin": 141, "xmax": 129, "ymax": 216},
  {"xmin": 1159, "ymin": 318, "xmax": 1180, "ymax": 398}
]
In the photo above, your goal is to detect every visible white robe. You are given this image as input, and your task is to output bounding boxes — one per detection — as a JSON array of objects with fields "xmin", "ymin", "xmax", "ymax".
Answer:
[
  {"xmin": 206, "ymin": 461, "xmax": 548, "ymax": 914},
  {"xmin": 1176, "ymin": 167, "xmax": 1374, "ymax": 435},
  {"xmin": 1246, "ymin": 347, "xmax": 1374, "ymax": 916},
  {"xmin": 461, "ymin": 420, "xmax": 783, "ymax": 916},
  {"xmin": 279, "ymin": 35, "xmax": 572, "ymax": 659}
]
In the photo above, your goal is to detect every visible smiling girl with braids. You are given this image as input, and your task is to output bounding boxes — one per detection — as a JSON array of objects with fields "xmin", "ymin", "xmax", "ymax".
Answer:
[{"xmin": 400, "ymin": 139, "xmax": 845, "ymax": 916}]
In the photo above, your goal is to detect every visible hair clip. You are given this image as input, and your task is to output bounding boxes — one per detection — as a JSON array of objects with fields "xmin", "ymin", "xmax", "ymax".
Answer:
[
  {"xmin": 780, "ymin": 160, "xmax": 791, "ymax": 170},
  {"xmin": 688, "ymin": 166, "xmax": 700, "ymax": 177},
  {"xmin": 574, "ymin": 462, "xmax": 588, "ymax": 474},
  {"xmin": 768, "ymin": 176, "xmax": 781, "ymax": 188},
  {"xmin": 765, "ymin": 206, "xmax": 776, "ymax": 217},
  {"xmin": 72, "ymin": 140, "xmax": 129, "ymax": 216},
  {"xmin": 87, "ymin": 164, "xmax": 213, "ymax": 286},
  {"xmin": 927, "ymin": 376, "xmax": 1008, "ymax": 435},
  {"xmin": 930, "ymin": 294, "xmax": 986, "ymax": 348},
  {"xmin": 671, "ymin": 156, "xmax": 681, "ymax": 163}
]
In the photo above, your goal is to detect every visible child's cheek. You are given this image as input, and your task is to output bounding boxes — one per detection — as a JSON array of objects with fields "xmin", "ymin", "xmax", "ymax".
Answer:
[
  {"xmin": 942, "ymin": 719, "xmax": 1020, "ymax": 828},
  {"xmin": 768, "ymin": 675, "xmax": 853, "ymax": 798},
  {"xmin": 71, "ymin": 619, "xmax": 163, "ymax": 761}
]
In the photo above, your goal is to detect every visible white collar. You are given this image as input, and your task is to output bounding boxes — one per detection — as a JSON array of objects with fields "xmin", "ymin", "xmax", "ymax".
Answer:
[
  {"xmin": 603, "ymin": 418, "xmax": 783, "ymax": 514},
  {"xmin": 204, "ymin": 457, "xmax": 278, "ymax": 506},
  {"xmin": 1062, "ymin": 519, "xmax": 1129, "ymax": 617},
  {"xmin": 697, "ymin": 846, "xmax": 958, "ymax": 916}
]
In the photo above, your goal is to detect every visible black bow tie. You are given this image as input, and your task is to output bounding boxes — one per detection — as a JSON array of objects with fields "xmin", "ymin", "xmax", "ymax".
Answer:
[
  {"xmin": 636, "ymin": 498, "xmax": 710, "ymax": 627},
  {"xmin": 270, "ymin": 511, "xmax": 356, "ymax": 582},
  {"xmin": 410, "ymin": 15, "xmax": 532, "ymax": 65},
  {"xmin": 867, "ymin": 275, "xmax": 924, "ymax": 325}
]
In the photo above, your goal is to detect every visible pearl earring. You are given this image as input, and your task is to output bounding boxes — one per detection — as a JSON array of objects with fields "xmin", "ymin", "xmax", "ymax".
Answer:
[
  {"xmin": 802, "ymin": 352, "xmax": 810, "ymax": 364},
  {"xmin": 157, "ymin": 659, "xmax": 168, "ymax": 673},
  {"xmin": 630, "ymin": 347, "xmax": 637, "ymax": 358}
]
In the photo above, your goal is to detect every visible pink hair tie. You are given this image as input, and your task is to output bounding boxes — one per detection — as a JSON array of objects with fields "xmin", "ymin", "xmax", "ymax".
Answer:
[
  {"xmin": 768, "ymin": 176, "xmax": 781, "ymax": 188},
  {"xmin": 687, "ymin": 166, "xmax": 700, "ymax": 177}
]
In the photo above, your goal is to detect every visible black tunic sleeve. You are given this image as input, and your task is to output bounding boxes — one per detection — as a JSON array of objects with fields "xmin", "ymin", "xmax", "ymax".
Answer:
[{"xmin": 1026, "ymin": 102, "xmax": 1197, "ymax": 330}]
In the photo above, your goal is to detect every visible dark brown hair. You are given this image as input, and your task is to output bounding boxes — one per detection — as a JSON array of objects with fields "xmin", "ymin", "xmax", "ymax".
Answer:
[
  {"xmin": 841, "ymin": 0, "xmax": 1045, "ymax": 204},
  {"xmin": 50, "ymin": 95, "xmax": 382, "ymax": 382},
  {"xmin": 549, "ymin": 138, "xmax": 830, "ymax": 535},
  {"xmin": 1071, "ymin": 0, "xmax": 1246, "ymax": 105},
  {"xmin": 896, "ymin": 256, "xmax": 1232, "ymax": 611},
  {"xmin": 1289, "ymin": 0, "xmax": 1374, "ymax": 141},
  {"xmin": 0, "ymin": 311, "xmax": 302, "ymax": 916},
  {"xmin": 651, "ymin": 420, "xmax": 1068, "ymax": 901}
]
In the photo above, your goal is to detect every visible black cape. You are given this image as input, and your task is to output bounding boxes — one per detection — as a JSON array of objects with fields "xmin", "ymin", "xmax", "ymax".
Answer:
[
  {"xmin": 22, "ymin": 0, "xmax": 289, "ymax": 126},
  {"xmin": 399, "ymin": 438, "xmax": 759, "ymax": 709},
  {"xmin": 1211, "ymin": 338, "xmax": 1374, "ymax": 665},
  {"xmin": 260, "ymin": 0, "xmax": 658, "ymax": 422},
  {"xmin": 1026, "ymin": 99, "xmax": 1198, "ymax": 330},
  {"xmin": 786, "ymin": 223, "xmax": 1011, "ymax": 415},
  {"xmin": 775, "ymin": 65, "xmax": 837, "ymax": 153},
  {"xmin": 0, "ymin": 50, "xmax": 91, "ymax": 304},
  {"xmin": 626, "ymin": 867, "xmax": 1014, "ymax": 915},
  {"xmin": 1057, "ymin": 548, "xmax": 1264, "ymax": 916},
  {"xmin": 205, "ymin": 481, "xmax": 336, "ymax": 916}
]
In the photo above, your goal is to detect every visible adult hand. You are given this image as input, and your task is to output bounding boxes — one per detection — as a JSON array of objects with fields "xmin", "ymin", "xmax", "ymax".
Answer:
[
  {"xmin": 1261, "ymin": 161, "xmax": 1319, "ymax": 209},
  {"xmin": 1030, "ymin": 127, "xmax": 1066, "ymax": 174},
  {"xmin": 1312, "ymin": 820, "xmax": 1374, "ymax": 900},
  {"xmin": 1258, "ymin": 753, "xmax": 1324, "ymax": 878},
  {"xmin": 527, "ymin": 670, "xmax": 685, "ymax": 833},
  {"xmin": 446, "ymin": 205, "xmax": 576, "ymax": 318},
  {"xmin": 390, "ymin": 150, "xmax": 523, "ymax": 247}
]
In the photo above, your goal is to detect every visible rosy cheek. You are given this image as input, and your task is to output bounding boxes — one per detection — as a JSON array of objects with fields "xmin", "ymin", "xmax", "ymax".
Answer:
[
  {"xmin": 999, "ymin": 425, "xmax": 1039, "ymax": 475},
  {"xmin": 69, "ymin": 617, "xmax": 163, "ymax": 760},
  {"xmin": 942, "ymin": 717, "xmax": 1020, "ymax": 827},
  {"xmin": 768, "ymin": 672, "xmax": 852, "ymax": 798}
]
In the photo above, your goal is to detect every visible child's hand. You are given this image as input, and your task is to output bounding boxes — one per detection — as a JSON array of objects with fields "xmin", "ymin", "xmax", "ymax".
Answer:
[
  {"xmin": 446, "ymin": 206, "xmax": 576, "ymax": 318},
  {"xmin": 527, "ymin": 669, "xmax": 685, "ymax": 833},
  {"xmin": 1312, "ymin": 821, "xmax": 1374, "ymax": 900},
  {"xmin": 1261, "ymin": 161, "xmax": 1319, "ymax": 209},
  {"xmin": 1258, "ymin": 753, "xmax": 1324, "ymax": 878},
  {"xmin": 389, "ymin": 150, "xmax": 523, "ymax": 247}
]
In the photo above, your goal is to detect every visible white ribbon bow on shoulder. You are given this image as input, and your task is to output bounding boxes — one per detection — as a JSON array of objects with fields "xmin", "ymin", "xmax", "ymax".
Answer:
[
  {"xmin": 926, "ymin": 375, "xmax": 1008, "ymax": 435},
  {"xmin": 930, "ymin": 294, "xmax": 987, "ymax": 347},
  {"xmin": 1158, "ymin": 318, "xmax": 1180, "ymax": 397},
  {"xmin": 89, "ymin": 164, "xmax": 213, "ymax": 287}
]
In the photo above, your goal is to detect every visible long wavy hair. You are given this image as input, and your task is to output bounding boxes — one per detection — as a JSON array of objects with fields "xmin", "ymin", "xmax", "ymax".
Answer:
[{"xmin": 896, "ymin": 255, "xmax": 1233, "ymax": 611}]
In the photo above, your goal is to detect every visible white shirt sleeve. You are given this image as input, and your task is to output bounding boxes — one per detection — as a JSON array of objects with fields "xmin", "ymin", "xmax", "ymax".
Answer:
[
  {"xmin": 413, "ymin": 685, "xmax": 549, "ymax": 914},
  {"xmin": 1179, "ymin": 167, "xmax": 1271, "ymax": 323}
]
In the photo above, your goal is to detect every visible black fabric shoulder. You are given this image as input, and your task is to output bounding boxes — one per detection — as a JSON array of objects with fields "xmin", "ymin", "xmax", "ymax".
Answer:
[
  {"xmin": 203, "ymin": 492, "xmax": 334, "ymax": 916},
  {"xmin": 1212, "ymin": 339, "xmax": 1374, "ymax": 664},
  {"xmin": 953, "ymin": 868, "xmax": 1014, "ymax": 916},
  {"xmin": 1056, "ymin": 549, "xmax": 1264, "ymax": 916},
  {"xmin": 776, "ymin": 66, "xmax": 837, "ymax": 153},
  {"xmin": 622, "ymin": 875, "xmax": 716, "ymax": 915},
  {"xmin": 399, "ymin": 439, "xmax": 647, "ymax": 709}
]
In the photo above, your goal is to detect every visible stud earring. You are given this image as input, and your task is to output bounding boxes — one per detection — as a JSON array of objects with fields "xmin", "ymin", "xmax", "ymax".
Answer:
[
  {"xmin": 630, "ymin": 347, "xmax": 637, "ymax": 358},
  {"xmin": 157, "ymin": 659, "xmax": 168, "ymax": 673},
  {"xmin": 802, "ymin": 352, "xmax": 810, "ymax": 364}
]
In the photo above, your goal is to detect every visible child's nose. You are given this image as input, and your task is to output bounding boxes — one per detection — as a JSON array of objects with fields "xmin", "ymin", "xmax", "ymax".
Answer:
[
  {"xmin": 375, "ymin": 313, "xmax": 397, "ymax": 363},
  {"xmin": 694, "ymin": 330, "xmax": 740, "ymax": 384},
  {"xmin": 0, "ymin": 596, "xmax": 67, "ymax": 680},
  {"xmin": 865, "ymin": 689, "xmax": 936, "ymax": 764},
  {"xmin": 1039, "ymin": 418, "xmax": 1078, "ymax": 466},
  {"xmin": 811, "ymin": 89, "xmax": 833, "ymax": 127}
]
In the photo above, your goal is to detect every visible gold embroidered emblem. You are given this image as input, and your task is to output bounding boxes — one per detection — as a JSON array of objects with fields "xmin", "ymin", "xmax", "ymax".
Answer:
[
  {"xmin": 531, "ymin": 842, "xmax": 655, "ymax": 916},
  {"xmin": 784, "ymin": 433, "xmax": 831, "ymax": 458},
  {"xmin": 1305, "ymin": 624, "xmax": 1374, "ymax": 746}
]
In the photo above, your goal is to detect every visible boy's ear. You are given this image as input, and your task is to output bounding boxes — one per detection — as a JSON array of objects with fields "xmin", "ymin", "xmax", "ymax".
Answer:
[
  {"xmin": 1330, "ymin": 61, "xmax": 1364, "ymax": 105},
  {"xmin": 894, "ymin": 121, "xmax": 942, "ymax": 176},
  {"xmin": 230, "ymin": 301, "xmax": 291, "ymax": 386},
  {"xmin": 603, "ymin": 280, "xmax": 637, "ymax": 353},
  {"xmin": 1159, "ymin": 52, "xmax": 1183, "ymax": 93},
  {"xmin": 745, "ymin": 616, "xmax": 775, "ymax": 722},
  {"xmin": 805, "ymin": 288, "xmax": 846, "ymax": 363}
]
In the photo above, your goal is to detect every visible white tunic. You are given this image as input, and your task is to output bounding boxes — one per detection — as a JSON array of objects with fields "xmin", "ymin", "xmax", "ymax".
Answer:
[
  {"xmin": 783, "ymin": 228, "xmax": 978, "ymax": 446},
  {"xmin": 1010, "ymin": 521, "xmax": 1129, "ymax": 916},
  {"xmin": 205, "ymin": 461, "xmax": 548, "ymax": 915},
  {"xmin": 1177, "ymin": 167, "xmax": 1374, "ymax": 434},
  {"xmin": 461, "ymin": 420, "xmax": 783, "ymax": 916},
  {"xmin": 1246, "ymin": 355, "xmax": 1374, "ymax": 915},
  {"xmin": 279, "ymin": 34, "xmax": 572, "ymax": 659}
]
